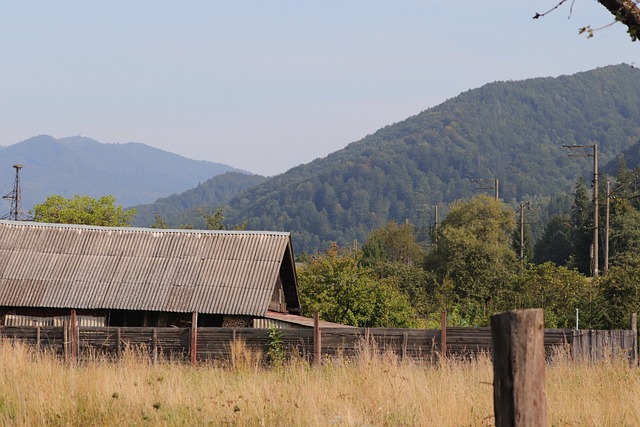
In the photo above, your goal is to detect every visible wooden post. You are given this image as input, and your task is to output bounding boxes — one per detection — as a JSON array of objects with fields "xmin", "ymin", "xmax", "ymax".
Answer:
[
  {"xmin": 440, "ymin": 310, "xmax": 447, "ymax": 363},
  {"xmin": 402, "ymin": 332, "xmax": 408, "ymax": 361},
  {"xmin": 70, "ymin": 309, "xmax": 77, "ymax": 364},
  {"xmin": 36, "ymin": 325, "xmax": 41, "ymax": 353},
  {"xmin": 152, "ymin": 328, "xmax": 158, "ymax": 365},
  {"xmin": 491, "ymin": 309, "xmax": 547, "ymax": 427},
  {"xmin": 190, "ymin": 311, "xmax": 198, "ymax": 366},
  {"xmin": 313, "ymin": 312, "xmax": 321, "ymax": 367},
  {"xmin": 116, "ymin": 328, "xmax": 122, "ymax": 360},
  {"xmin": 63, "ymin": 320, "xmax": 68, "ymax": 363},
  {"xmin": 631, "ymin": 313, "xmax": 638, "ymax": 367}
]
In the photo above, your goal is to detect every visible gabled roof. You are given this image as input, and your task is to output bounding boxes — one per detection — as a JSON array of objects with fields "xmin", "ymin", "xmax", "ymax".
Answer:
[{"xmin": 0, "ymin": 220, "xmax": 300, "ymax": 316}]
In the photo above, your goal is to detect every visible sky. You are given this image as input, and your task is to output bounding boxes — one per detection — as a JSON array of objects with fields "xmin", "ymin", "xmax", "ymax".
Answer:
[{"xmin": 1, "ymin": 1, "xmax": 639, "ymax": 177}]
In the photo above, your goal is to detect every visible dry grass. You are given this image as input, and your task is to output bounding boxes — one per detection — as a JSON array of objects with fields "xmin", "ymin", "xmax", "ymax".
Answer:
[{"xmin": 1, "ymin": 340, "xmax": 639, "ymax": 426}]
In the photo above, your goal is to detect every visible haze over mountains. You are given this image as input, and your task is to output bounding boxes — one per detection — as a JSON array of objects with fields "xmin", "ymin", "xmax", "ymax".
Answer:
[
  {"xmin": 0, "ymin": 135, "xmax": 247, "ymax": 213},
  {"xmin": 5, "ymin": 65, "xmax": 640, "ymax": 254}
]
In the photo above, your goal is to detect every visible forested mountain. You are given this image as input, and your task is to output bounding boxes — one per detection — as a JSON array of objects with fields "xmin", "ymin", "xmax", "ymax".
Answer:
[
  {"xmin": 131, "ymin": 172, "xmax": 267, "ymax": 227},
  {"xmin": 133, "ymin": 65, "xmax": 640, "ymax": 254},
  {"xmin": 0, "ymin": 135, "xmax": 244, "ymax": 212}
]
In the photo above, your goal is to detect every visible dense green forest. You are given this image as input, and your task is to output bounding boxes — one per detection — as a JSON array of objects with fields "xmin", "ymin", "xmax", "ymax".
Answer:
[
  {"xmin": 135, "ymin": 65, "xmax": 640, "ymax": 254},
  {"xmin": 298, "ymin": 184, "xmax": 640, "ymax": 330},
  {"xmin": 132, "ymin": 172, "xmax": 267, "ymax": 228}
]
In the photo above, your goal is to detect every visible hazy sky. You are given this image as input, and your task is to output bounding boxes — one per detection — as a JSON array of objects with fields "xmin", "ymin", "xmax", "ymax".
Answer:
[{"xmin": 1, "ymin": 1, "xmax": 638, "ymax": 176}]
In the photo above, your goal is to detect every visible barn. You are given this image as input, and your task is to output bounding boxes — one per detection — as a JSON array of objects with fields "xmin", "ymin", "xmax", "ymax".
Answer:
[{"xmin": 0, "ymin": 220, "xmax": 312, "ymax": 328}]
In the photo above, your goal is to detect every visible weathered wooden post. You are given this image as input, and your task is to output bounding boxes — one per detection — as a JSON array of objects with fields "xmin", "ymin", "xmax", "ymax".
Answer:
[
  {"xmin": 70, "ymin": 309, "xmax": 77, "ymax": 364},
  {"xmin": 313, "ymin": 311, "xmax": 321, "ymax": 367},
  {"xmin": 190, "ymin": 311, "xmax": 198, "ymax": 366},
  {"xmin": 152, "ymin": 328, "xmax": 158, "ymax": 365},
  {"xmin": 631, "ymin": 313, "xmax": 638, "ymax": 367},
  {"xmin": 491, "ymin": 309, "xmax": 547, "ymax": 427},
  {"xmin": 116, "ymin": 328, "xmax": 122, "ymax": 360},
  {"xmin": 440, "ymin": 310, "xmax": 447, "ymax": 364},
  {"xmin": 63, "ymin": 320, "xmax": 69, "ymax": 363}
]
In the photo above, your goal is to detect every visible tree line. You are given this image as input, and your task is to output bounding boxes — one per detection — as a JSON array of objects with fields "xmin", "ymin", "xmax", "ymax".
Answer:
[{"xmin": 31, "ymin": 157, "xmax": 640, "ymax": 331}]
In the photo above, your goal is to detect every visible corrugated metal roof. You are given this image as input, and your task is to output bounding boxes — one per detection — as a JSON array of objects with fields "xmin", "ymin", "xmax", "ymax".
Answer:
[{"xmin": 0, "ymin": 221, "xmax": 297, "ymax": 316}]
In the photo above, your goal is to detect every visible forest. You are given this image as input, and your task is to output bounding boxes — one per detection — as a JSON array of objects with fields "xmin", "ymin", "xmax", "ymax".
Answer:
[{"xmin": 133, "ymin": 64, "xmax": 640, "ymax": 256}]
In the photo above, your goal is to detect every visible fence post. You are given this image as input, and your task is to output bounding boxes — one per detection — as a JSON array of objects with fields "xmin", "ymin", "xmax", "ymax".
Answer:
[
  {"xmin": 36, "ymin": 325, "xmax": 41, "ymax": 353},
  {"xmin": 440, "ymin": 310, "xmax": 447, "ymax": 364},
  {"xmin": 116, "ymin": 328, "xmax": 122, "ymax": 360},
  {"xmin": 313, "ymin": 312, "xmax": 321, "ymax": 367},
  {"xmin": 70, "ymin": 309, "xmax": 77, "ymax": 364},
  {"xmin": 191, "ymin": 311, "xmax": 198, "ymax": 366},
  {"xmin": 63, "ymin": 320, "xmax": 68, "ymax": 363},
  {"xmin": 152, "ymin": 328, "xmax": 158, "ymax": 365},
  {"xmin": 631, "ymin": 313, "xmax": 638, "ymax": 367},
  {"xmin": 402, "ymin": 332, "xmax": 408, "ymax": 361},
  {"xmin": 491, "ymin": 309, "xmax": 547, "ymax": 427}
]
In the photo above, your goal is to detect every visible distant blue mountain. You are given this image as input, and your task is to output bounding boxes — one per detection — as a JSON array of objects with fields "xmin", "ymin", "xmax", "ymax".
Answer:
[{"xmin": 0, "ymin": 135, "xmax": 245, "ymax": 213}]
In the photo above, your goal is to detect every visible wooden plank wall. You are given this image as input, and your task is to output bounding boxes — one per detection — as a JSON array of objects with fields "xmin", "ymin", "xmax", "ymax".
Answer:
[{"xmin": 0, "ymin": 326, "xmax": 631, "ymax": 364}]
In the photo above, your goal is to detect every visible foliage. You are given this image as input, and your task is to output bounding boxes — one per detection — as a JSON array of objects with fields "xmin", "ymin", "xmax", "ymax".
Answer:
[
  {"xmin": 424, "ymin": 195, "xmax": 519, "ymax": 325},
  {"xmin": 32, "ymin": 194, "xmax": 135, "ymax": 226},
  {"xmin": 597, "ymin": 254, "xmax": 640, "ymax": 329},
  {"xmin": 151, "ymin": 212, "xmax": 168, "ymax": 229},
  {"xmin": 266, "ymin": 326, "xmax": 285, "ymax": 367},
  {"xmin": 513, "ymin": 262, "xmax": 601, "ymax": 329},
  {"xmin": 137, "ymin": 65, "xmax": 640, "ymax": 254},
  {"xmin": 533, "ymin": 214, "xmax": 574, "ymax": 266},
  {"xmin": 361, "ymin": 221, "xmax": 425, "ymax": 266},
  {"xmin": 297, "ymin": 243, "xmax": 416, "ymax": 327},
  {"xmin": 131, "ymin": 172, "xmax": 266, "ymax": 228}
]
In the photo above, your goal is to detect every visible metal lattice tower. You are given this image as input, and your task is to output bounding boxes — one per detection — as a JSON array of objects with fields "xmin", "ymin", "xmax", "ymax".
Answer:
[{"xmin": 2, "ymin": 164, "xmax": 24, "ymax": 220}]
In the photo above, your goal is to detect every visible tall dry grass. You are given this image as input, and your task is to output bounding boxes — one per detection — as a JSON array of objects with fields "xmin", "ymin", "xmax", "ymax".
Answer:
[{"xmin": 0, "ymin": 339, "xmax": 639, "ymax": 426}]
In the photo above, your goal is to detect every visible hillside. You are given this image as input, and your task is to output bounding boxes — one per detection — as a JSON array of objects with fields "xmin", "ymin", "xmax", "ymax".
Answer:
[
  {"xmin": 132, "ymin": 171, "xmax": 267, "ymax": 227},
  {"xmin": 0, "ymin": 135, "xmax": 244, "ymax": 213},
  {"xmin": 206, "ymin": 64, "xmax": 640, "ymax": 253}
]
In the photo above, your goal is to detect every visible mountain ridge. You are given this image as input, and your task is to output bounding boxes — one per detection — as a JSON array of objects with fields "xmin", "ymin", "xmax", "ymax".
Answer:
[{"xmin": 0, "ymin": 134, "xmax": 245, "ymax": 213}]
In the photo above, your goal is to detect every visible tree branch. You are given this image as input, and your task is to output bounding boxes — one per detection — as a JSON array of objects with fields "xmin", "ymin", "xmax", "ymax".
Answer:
[{"xmin": 596, "ymin": 0, "xmax": 640, "ymax": 40}]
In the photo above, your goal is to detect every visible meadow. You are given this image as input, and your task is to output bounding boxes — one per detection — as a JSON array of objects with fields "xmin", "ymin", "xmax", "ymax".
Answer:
[{"xmin": 1, "ymin": 340, "xmax": 639, "ymax": 426}]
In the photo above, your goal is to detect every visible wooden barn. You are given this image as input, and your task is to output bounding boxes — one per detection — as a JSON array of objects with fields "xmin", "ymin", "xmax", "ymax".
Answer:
[{"xmin": 0, "ymin": 220, "xmax": 314, "ymax": 328}]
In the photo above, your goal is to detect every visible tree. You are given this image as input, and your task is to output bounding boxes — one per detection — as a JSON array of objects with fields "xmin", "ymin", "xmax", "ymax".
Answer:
[
  {"xmin": 597, "ymin": 254, "xmax": 640, "ymax": 328},
  {"xmin": 32, "ymin": 195, "xmax": 135, "ymax": 227},
  {"xmin": 513, "ymin": 262, "xmax": 601, "ymax": 328},
  {"xmin": 297, "ymin": 243, "xmax": 416, "ymax": 327},
  {"xmin": 361, "ymin": 221, "xmax": 425, "ymax": 266},
  {"xmin": 533, "ymin": 214, "xmax": 574, "ymax": 266},
  {"xmin": 535, "ymin": 1, "xmax": 640, "ymax": 41},
  {"xmin": 151, "ymin": 212, "xmax": 168, "ymax": 229},
  {"xmin": 424, "ymin": 195, "xmax": 519, "ymax": 325},
  {"xmin": 199, "ymin": 207, "xmax": 247, "ymax": 230}
]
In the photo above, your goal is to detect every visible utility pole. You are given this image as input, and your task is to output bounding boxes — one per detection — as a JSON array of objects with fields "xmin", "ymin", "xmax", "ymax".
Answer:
[
  {"xmin": 2, "ymin": 164, "xmax": 24, "ymax": 221},
  {"xmin": 517, "ymin": 202, "xmax": 531, "ymax": 260},
  {"xmin": 605, "ymin": 180, "xmax": 610, "ymax": 274},
  {"xmin": 564, "ymin": 144, "xmax": 599, "ymax": 278},
  {"xmin": 472, "ymin": 178, "xmax": 499, "ymax": 200}
]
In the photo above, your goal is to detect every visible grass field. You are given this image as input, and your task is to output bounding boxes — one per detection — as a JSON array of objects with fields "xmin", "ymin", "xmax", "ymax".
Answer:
[{"xmin": 1, "ymin": 340, "xmax": 639, "ymax": 426}]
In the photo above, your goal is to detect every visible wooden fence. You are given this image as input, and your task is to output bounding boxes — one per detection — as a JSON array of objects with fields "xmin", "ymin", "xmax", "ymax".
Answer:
[{"xmin": 1, "ymin": 324, "xmax": 633, "ymax": 364}]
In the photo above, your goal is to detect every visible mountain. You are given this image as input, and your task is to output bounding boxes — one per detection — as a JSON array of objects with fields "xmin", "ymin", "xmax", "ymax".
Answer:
[
  {"xmin": 203, "ymin": 64, "xmax": 640, "ymax": 253},
  {"xmin": 132, "ymin": 171, "xmax": 267, "ymax": 227},
  {"xmin": 0, "ymin": 135, "xmax": 244, "ymax": 213}
]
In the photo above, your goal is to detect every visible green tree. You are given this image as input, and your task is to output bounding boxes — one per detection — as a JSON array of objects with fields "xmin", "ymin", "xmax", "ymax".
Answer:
[
  {"xmin": 199, "ymin": 207, "xmax": 247, "ymax": 230},
  {"xmin": 32, "ymin": 194, "xmax": 135, "ymax": 226},
  {"xmin": 361, "ymin": 221, "xmax": 425, "ymax": 266},
  {"xmin": 570, "ymin": 177, "xmax": 593, "ymax": 275},
  {"xmin": 533, "ymin": 214, "xmax": 574, "ymax": 266},
  {"xmin": 424, "ymin": 195, "xmax": 518, "ymax": 325},
  {"xmin": 297, "ymin": 243, "xmax": 416, "ymax": 327},
  {"xmin": 513, "ymin": 262, "xmax": 599, "ymax": 328},
  {"xmin": 598, "ymin": 254, "xmax": 640, "ymax": 328},
  {"xmin": 151, "ymin": 212, "xmax": 169, "ymax": 229}
]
